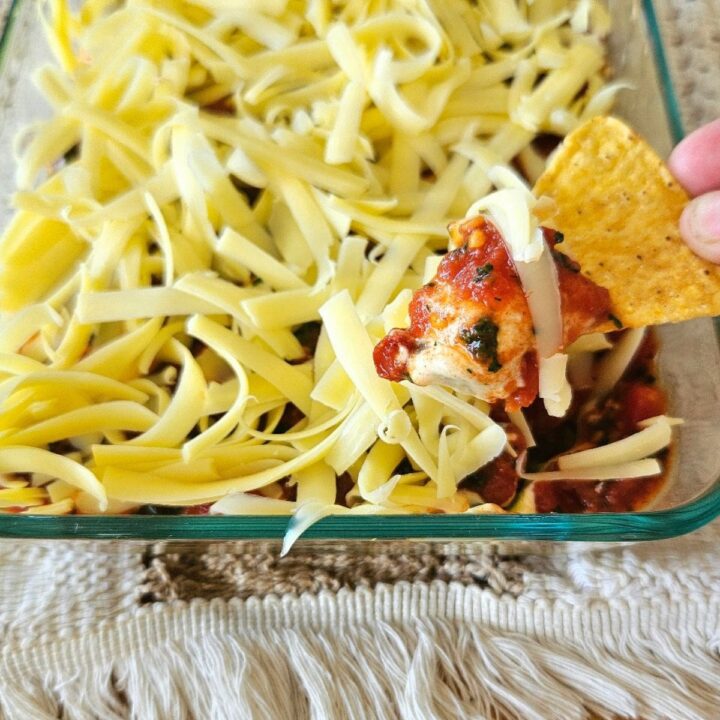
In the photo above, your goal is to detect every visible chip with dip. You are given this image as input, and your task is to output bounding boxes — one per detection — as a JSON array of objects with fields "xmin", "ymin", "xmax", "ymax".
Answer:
[
  {"xmin": 374, "ymin": 116, "xmax": 718, "ymax": 415},
  {"xmin": 535, "ymin": 115, "xmax": 720, "ymax": 328}
]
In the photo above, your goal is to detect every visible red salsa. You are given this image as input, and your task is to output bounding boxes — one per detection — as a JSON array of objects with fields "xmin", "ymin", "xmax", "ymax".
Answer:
[
  {"xmin": 529, "ymin": 331, "xmax": 668, "ymax": 513},
  {"xmin": 373, "ymin": 217, "xmax": 612, "ymax": 410}
]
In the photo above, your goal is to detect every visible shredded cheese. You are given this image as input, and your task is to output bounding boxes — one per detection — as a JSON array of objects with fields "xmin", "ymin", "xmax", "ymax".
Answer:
[
  {"xmin": 0, "ymin": 0, "xmax": 657, "ymax": 547},
  {"xmin": 521, "ymin": 459, "xmax": 662, "ymax": 482},
  {"xmin": 467, "ymin": 179, "xmax": 569, "ymax": 416},
  {"xmin": 557, "ymin": 416, "xmax": 673, "ymax": 470},
  {"xmin": 592, "ymin": 327, "xmax": 646, "ymax": 399}
]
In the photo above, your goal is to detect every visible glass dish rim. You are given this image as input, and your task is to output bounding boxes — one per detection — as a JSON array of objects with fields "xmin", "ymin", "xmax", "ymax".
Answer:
[{"xmin": 0, "ymin": 0, "xmax": 718, "ymax": 541}]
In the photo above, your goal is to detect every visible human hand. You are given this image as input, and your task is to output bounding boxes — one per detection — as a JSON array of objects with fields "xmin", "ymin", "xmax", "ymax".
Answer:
[{"xmin": 668, "ymin": 119, "xmax": 720, "ymax": 263}]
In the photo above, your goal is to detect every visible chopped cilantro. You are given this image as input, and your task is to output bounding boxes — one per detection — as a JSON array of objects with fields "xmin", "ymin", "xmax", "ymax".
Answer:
[
  {"xmin": 473, "ymin": 263, "xmax": 493, "ymax": 283},
  {"xmin": 460, "ymin": 318, "xmax": 501, "ymax": 372}
]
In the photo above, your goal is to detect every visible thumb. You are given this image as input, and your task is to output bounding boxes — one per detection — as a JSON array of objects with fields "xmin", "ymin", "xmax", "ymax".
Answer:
[
  {"xmin": 668, "ymin": 119, "xmax": 720, "ymax": 196},
  {"xmin": 679, "ymin": 191, "xmax": 720, "ymax": 263}
]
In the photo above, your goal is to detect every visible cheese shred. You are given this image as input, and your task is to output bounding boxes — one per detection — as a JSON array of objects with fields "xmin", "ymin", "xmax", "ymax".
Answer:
[{"xmin": 0, "ymin": 0, "xmax": 656, "ymax": 549}]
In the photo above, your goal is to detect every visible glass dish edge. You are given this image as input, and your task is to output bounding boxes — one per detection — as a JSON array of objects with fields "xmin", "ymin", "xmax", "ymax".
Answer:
[{"xmin": 0, "ymin": 0, "xmax": 718, "ymax": 541}]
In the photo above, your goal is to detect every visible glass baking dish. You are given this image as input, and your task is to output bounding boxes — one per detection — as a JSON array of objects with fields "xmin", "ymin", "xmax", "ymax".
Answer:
[{"xmin": 0, "ymin": 0, "xmax": 718, "ymax": 542}]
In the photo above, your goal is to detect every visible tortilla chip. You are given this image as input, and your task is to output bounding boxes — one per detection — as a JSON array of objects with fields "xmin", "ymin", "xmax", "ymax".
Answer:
[{"xmin": 533, "ymin": 116, "xmax": 720, "ymax": 329}]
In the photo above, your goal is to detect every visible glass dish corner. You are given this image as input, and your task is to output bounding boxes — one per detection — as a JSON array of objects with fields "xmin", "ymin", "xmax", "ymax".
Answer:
[{"xmin": 0, "ymin": 0, "xmax": 718, "ymax": 543}]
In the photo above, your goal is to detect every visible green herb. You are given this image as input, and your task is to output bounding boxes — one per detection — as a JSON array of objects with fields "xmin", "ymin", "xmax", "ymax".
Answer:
[
  {"xmin": 473, "ymin": 263, "xmax": 493, "ymax": 282},
  {"xmin": 553, "ymin": 231, "xmax": 564, "ymax": 244},
  {"xmin": 608, "ymin": 313, "xmax": 623, "ymax": 329},
  {"xmin": 459, "ymin": 317, "xmax": 501, "ymax": 372}
]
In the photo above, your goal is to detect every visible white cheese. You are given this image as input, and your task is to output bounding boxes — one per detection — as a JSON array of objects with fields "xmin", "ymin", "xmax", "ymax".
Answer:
[
  {"xmin": 566, "ymin": 332, "xmax": 612, "ymax": 354},
  {"xmin": 558, "ymin": 416, "xmax": 673, "ymax": 470},
  {"xmin": 211, "ymin": 492, "xmax": 295, "ymax": 516},
  {"xmin": 515, "ymin": 237, "xmax": 563, "ymax": 359},
  {"xmin": 539, "ymin": 352, "xmax": 572, "ymax": 417},
  {"xmin": 592, "ymin": 327, "xmax": 646, "ymax": 399},
  {"xmin": 507, "ymin": 409, "xmax": 536, "ymax": 448},
  {"xmin": 466, "ymin": 182, "xmax": 569, "ymax": 416},
  {"xmin": 466, "ymin": 188, "xmax": 544, "ymax": 262},
  {"xmin": 521, "ymin": 458, "xmax": 661, "ymax": 482}
]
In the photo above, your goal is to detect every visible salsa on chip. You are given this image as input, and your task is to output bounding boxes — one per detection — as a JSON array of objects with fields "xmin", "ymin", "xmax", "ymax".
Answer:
[{"xmin": 374, "ymin": 116, "xmax": 711, "ymax": 512}]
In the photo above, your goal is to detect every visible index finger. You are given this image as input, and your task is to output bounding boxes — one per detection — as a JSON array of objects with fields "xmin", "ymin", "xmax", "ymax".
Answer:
[{"xmin": 668, "ymin": 118, "xmax": 720, "ymax": 197}]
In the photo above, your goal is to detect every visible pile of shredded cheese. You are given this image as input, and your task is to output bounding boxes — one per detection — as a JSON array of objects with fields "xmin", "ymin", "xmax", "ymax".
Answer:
[{"xmin": 0, "ymin": 0, "xmax": 667, "ymax": 545}]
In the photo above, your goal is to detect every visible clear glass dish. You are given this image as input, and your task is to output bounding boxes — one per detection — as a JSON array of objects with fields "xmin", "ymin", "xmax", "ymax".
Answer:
[{"xmin": 0, "ymin": 0, "xmax": 718, "ymax": 542}]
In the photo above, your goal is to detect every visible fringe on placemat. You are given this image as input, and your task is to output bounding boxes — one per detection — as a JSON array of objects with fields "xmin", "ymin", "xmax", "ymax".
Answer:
[{"xmin": 0, "ymin": 584, "xmax": 718, "ymax": 720}]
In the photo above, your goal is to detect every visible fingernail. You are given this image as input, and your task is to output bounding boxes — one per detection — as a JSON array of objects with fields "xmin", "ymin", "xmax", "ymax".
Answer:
[{"xmin": 680, "ymin": 192, "xmax": 720, "ymax": 262}]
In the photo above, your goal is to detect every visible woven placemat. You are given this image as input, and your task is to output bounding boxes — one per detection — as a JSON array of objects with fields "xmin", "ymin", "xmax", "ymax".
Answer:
[{"xmin": 140, "ymin": 541, "xmax": 527, "ymax": 603}]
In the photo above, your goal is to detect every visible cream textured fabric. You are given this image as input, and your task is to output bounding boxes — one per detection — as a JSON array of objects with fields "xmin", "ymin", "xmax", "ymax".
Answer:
[
  {"xmin": 0, "ymin": 1, "xmax": 719, "ymax": 719},
  {"xmin": 0, "ymin": 531, "xmax": 719, "ymax": 719},
  {"xmin": 657, "ymin": 0, "xmax": 720, "ymax": 130},
  {"xmin": 1, "ymin": 579, "xmax": 720, "ymax": 720}
]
